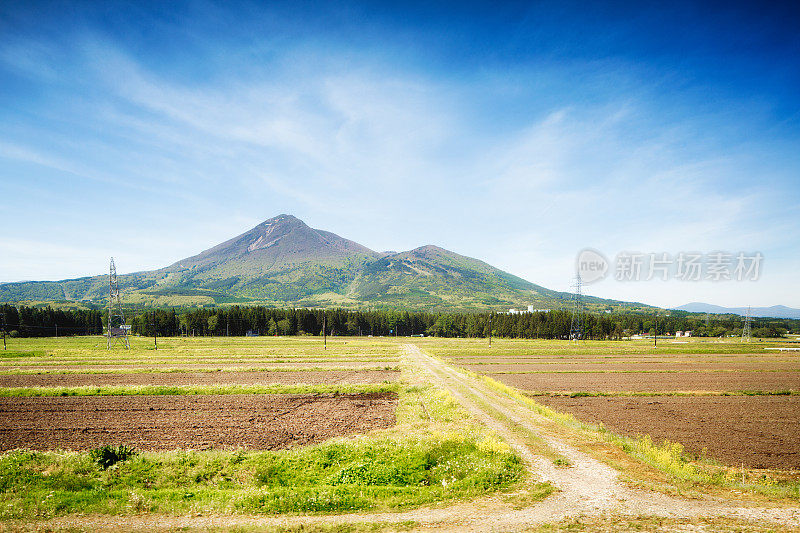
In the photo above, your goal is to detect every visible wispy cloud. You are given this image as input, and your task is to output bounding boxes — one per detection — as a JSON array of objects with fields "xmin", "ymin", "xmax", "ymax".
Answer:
[{"xmin": 0, "ymin": 9, "xmax": 798, "ymax": 307}]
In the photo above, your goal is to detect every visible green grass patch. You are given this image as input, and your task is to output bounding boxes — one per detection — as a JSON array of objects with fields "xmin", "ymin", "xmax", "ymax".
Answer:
[
  {"xmin": 0, "ymin": 350, "xmax": 46, "ymax": 359},
  {"xmin": 0, "ymin": 382, "xmax": 401, "ymax": 397},
  {"xmin": 523, "ymin": 390, "xmax": 800, "ymax": 398},
  {"xmin": 0, "ymin": 434, "xmax": 523, "ymax": 519},
  {"xmin": 736, "ymin": 389, "xmax": 797, "ymax": 396}
]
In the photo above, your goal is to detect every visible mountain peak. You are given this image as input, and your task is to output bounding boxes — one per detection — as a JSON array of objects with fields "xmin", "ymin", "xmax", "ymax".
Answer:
[
  {"xmin": 262, "ymin": 214, "xmax": 302, "ymax": 225},
  {"xmin": 247, "ymin": 214, "xmax": 308, "ymax": 252},
  {"xmin": 412, "ymin": 245, "xmax": 447, "ymax": 255},
  {"xmin": 167, "ymin": 214, "xmax": 376, "ymax": 272}
]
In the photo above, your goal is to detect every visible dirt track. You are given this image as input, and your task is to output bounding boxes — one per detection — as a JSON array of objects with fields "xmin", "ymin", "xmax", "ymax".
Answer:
[{"xmin": 0, "ymin": 393, "xmax": 397, "ymax": 451}]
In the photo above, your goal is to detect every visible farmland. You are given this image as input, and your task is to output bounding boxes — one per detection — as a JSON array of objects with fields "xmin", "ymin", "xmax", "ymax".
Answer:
[
  {"xmin": 0, "ymin": 336, "xmax": 526, "ymax": 522},
  {"xmin": 0, "ymin": 336, "xmax": 404, "ymax": 453},
  {"xmin": 424, "ymin": 338, "xmax": 800, "ymax": 470},
  {"xmin": 1, "ymin": 334, "xmax": 799, "ymax": 531},
  {"xmin": 0, "ymin": 393, "xmax": 396, "ymax": 451}
]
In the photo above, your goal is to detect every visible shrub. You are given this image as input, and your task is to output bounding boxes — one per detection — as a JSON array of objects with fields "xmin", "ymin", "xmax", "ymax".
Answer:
[{"xmin": 89, "ymin": 445, "xmax": 137, "ymax": 469}]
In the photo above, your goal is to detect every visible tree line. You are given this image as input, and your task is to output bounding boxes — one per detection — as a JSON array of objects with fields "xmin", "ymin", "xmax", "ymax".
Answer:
[
  {"xmin": 0, "ymin": 304, "xmax": 104, "ymax": 337},
  {"xmin": 2, "ymin": 304, "xmax": 795, "ymax": 340}
]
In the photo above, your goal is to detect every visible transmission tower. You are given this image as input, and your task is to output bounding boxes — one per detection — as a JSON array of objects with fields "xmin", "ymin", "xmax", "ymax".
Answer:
[
  {"xmin": 741, "ymin": 306, "xmax": 752, "ymax": 343},
  {"xmin": 569, "ymin": 274, "xmax": 583, "ymax": 341},
  {"xmin": 107, "ymin": 257, "xmax": 130, "ymax": 349}
]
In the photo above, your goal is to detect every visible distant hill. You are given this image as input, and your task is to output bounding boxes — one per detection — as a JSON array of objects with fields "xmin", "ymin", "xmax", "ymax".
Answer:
[
  {"xmin": 0, "ymin": 214, "xmax": 648, "ymax": 312},
  {"xmin": 673, "ymin": 303, "xmax": 800, "ymax": 319}
]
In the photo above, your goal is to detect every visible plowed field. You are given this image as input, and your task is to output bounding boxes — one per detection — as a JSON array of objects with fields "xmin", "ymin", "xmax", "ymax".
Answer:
[
  {"xmin": 2, "ymin": 362, "xmax": 394, "ymax": 372},
  {"xmin": 0, "ymin": 393, "xmax": 397, "ymax": 451},
  {"xmin": 463, "ymin": 362, "xmax": 799, "ymax": 373},
  {"xmin": 0, "ymin": 369, "xmax": 398, "ymax": 388},
  {"xmin": 535, "ymin": 395, "xmax": 800, "ymax": 469},
  {"xmin": 438, "ymin": 341, "xmax": 800, "ymax": 470},
  {"xmin": 489, "ymin": 371, "xmax": 800, "ymax": 392}
]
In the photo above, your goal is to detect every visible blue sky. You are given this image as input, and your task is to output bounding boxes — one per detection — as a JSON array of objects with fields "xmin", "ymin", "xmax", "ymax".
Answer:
[{"xmin": 1, "ymin": 0, "xmax": 798, "ymax": 308}]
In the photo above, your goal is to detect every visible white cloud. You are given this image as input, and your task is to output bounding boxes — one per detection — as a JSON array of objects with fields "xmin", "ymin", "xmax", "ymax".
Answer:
[{"xmin": 1, "ymin": 32, "xmax": 798, "ymax": 307}]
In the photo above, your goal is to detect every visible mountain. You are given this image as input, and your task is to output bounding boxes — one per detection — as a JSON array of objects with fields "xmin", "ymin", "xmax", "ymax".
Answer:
[
  {"xmin": 673, "ymin": 303, "xmax": 800, "ymax": 320},
  {"xmin": 350, "ymin": 245, "xmax": 561, "ymax": 308},
  {"xmin": 0, "ymin": 214, "xmax": 646, "ymax": 312},
  {"xmin": 166, "ymin": 215, "xmax": 378, "ymax": 272}
]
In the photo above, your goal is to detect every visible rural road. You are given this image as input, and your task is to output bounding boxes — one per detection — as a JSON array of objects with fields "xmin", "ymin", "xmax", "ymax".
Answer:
[{"xmin": 28, "ymin": 344, "xmax": 800, "ymax": 532}]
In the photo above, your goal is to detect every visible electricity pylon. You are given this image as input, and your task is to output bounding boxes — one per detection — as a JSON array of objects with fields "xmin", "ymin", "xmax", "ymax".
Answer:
[
  {"xmin": 741, "ymin": 306, "xmax": 752, "ymax": 343},
  {"xmin": 569, "ymin": 274, "xmax": 583, "ymax": 341},
  {"xmin": 107, "ymin": 257, "xmax": 130, "ymax": 349}
]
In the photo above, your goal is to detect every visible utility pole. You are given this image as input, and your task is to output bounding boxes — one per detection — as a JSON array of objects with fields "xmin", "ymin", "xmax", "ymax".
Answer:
[
  {"xmin": 2, "ymin": 316, "xmax": 6, "ymax": 350},
  {"xmin": 323, "ymin": 313, "xmax": 327, "ymax": 350},
  {"xmin": 226, "ymin": 316, "xmax": 229, "ymax": 337},
  {"xmin": 55, "ymin": 324, "xmax": 58, "ymax": 338},
  {"xmin": 654, "ymin": 311, "xmax": 660, "ymax": 348},
  {"xmin": 488, "ymin": 312, "xmax": 492, "ymax": 347},
  {"xmin": 152, "ymin": 310, "xmax": 158, "ymax": 350}
]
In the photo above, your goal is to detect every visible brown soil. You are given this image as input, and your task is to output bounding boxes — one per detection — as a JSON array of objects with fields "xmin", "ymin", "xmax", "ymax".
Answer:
[
  {"xmin": 453, "ymin": 352, "xmax": 790, "ymax": 361},
  {"xmin": 535, "ymin": 395, "xmax": 800, "ymax": 469},
  {"xmin": 2, "ymin": 362, "xmax": 394, "ymax": 372},
  {"xmin": 0, "ymin": 393, "xmax": 397, "ymax": 451},
  {"xmin": 0, "ymin": 370, "xmax": 398, "ymax": 388},
  {"xmin": 488, "ymin": 371, "xmax": 800, "ymax": 392},
  {"xmin": 464, "ymin": 362, "xmax": 800, "ymax": 373}
]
